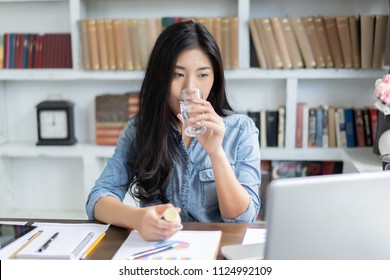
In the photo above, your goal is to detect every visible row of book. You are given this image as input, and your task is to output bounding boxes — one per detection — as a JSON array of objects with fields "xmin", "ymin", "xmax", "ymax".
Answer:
[
  {"xmin": 80, "ymin": 16, "xmax": 238, "ymax": 71},
  {"xmin": 247, "ymin": 107, "xmax": 286, "ymax": 148},
  {"xmin": 0, "ymin": 33, "xmax": 72, "ymax": 69},
  {"xmin": 95, "ymin": 92, "xmax": 140, "ymax": 146},
  {"xmin": 249, "ymin": 14, "xmax": 389, "ymax": 69},
  {"xmin": 258, "ymin": 159, "xmax": 344, "ymax": 220},
  {"xmin": 296, "ymin": 104, "xmax": 378, "ymax": 148}
]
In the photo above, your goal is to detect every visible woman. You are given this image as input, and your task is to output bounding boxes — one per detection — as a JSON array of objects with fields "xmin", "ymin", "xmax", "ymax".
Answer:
[{"xmin": 86, "ymin": 21, "xmax": 261, "ymax": 241}]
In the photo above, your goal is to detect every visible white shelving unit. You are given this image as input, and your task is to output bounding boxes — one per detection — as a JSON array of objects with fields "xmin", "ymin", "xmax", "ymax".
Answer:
[{"xmin": 0, "ymin": 0, "xmax": 385, "ymax": 219}]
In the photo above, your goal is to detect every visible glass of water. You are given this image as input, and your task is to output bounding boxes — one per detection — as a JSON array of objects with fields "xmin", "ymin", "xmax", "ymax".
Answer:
[{"xmin": 179, "ymin": 88, "xmax": 207, "ymax": 137}]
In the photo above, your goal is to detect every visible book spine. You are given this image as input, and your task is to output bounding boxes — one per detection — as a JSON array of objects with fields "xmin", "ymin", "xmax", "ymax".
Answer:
[
  {"xmin": 324, "ymin": 16, "xmax": 344, "ymax": 68},
  {"xmin": 280, "ymin": 17, "xmax": 304, "ymax": 68},
  {"xmin": 271, "ymin": 17, "xmax": 292, "ymax": 69},
  {"xmin": 336, "ymin": 16, "xmax": 353, "ymax": 68},
  {"xmin": 360, "ymin": 15, "xmax": 375, "ymax": 69},
  {"xmin": 303, "ymin": 16, "xmax": 326, "ymax": 68},
  {"xmin": 290, "ymin": 17, "xmax": 316, "ymax": 68}
]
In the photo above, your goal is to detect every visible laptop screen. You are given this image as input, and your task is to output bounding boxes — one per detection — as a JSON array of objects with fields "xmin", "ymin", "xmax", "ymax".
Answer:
[{"xmin": 264, "ymin": 171, "xmax": 390, "ymax": 259}]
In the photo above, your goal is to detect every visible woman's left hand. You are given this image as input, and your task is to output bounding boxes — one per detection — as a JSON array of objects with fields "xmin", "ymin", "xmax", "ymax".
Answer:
[{"xmin": 178, "ymin": 99, "xmax": 225, "ymax": 155}]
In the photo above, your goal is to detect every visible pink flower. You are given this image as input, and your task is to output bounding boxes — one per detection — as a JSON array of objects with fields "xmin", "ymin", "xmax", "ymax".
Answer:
[{"xmin": 375, "ymin": 74, "xmax": 390, "ymax": 105}]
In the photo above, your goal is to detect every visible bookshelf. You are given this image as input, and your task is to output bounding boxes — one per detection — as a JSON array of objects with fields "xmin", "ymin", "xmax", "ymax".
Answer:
[{"xmin": 0, "ymin": 0, "xmax": 385, "ymax": 218}]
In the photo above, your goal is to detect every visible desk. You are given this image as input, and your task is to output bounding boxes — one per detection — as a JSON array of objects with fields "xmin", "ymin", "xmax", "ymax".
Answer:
[{"xmin": 0, "ymin": 218, "xmax": 265, "ymax": 260}]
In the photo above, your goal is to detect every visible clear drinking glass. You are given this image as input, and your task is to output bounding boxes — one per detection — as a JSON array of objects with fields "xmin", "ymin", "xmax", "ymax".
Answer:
[{"xmin": 179, "ymin": 88, "xmax": 207, "ymax": 137}]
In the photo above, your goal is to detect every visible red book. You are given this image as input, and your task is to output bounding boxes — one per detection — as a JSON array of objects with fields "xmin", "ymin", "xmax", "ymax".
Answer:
[
  {"xmin": 354, "ymin": 108, "xmax": 366, "ymax": 147},
  {"xmin": 295, "ymin": 103, "xmax": 304, "ymax": 147},
  {"xmin": 368, "ymin": 107, "xmax": 378, "ymax": 144}
]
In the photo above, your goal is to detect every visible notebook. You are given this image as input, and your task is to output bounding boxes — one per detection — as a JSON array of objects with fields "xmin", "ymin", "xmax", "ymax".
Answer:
[{"xmin": 222, "ymin": 170, "xmax": 390, "ymax": 260}]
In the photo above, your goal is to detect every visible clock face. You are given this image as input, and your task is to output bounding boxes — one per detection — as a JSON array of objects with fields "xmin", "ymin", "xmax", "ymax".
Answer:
[{"xmin": 39, "ymin": 110, "xmax": 68, "ymax": 139}]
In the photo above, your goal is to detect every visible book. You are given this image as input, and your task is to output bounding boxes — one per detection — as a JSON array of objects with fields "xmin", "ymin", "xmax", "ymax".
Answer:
[
  {"xmin": 277, "ymin": 106, "xmax": 286, "ymax": 148},
  {"xmin": 301, "ymin": 103, "xmax": 309, "ymax": 148},
  {"xmin": 137, "ymin": 19, "xmax": 149, "ymax": 69},
  {"xmin": 104, "ymin": 19, "xmax": 117, "ymax": 70},
  {"xmin": 221, "ymin": 18, "xmax": 231, "ymax": 69},
  {"xmin": 315, "ymin": 106, "xmax": 323, "ymax": 147},
  {"xmin": 344, "ymin": 108, "xmax": 356, "ymax": 147},
  {"xmin": 362, "ymin": 108, "xmax": 373, "ymax": 146},
  {"xmin": 229, "ymin": 17, "xmax": 239, "ymax": 69},
  {"xmin": 280, "ymin": 17, "xmax": 304, "ymax": 68},
  {"xmin": 323, "ymin": 161, "xmax": 343, "ymax": 174},
  {"xmin": 336, "ymin": 16, "xmax": 353, "ymax": 68},
  {"xmin": 260, "ymin": 18, "xmax": 283, "ymax": 68},
  {"xmin": 112, "ymin": 19, "xmax": 126, "ymax": 70},
  {"xmin": 314, "ymin": 16, "xmax": 334, "ymax": 68},
  {"xmin": 271, "ymin": 17, "xmax": 292, "ymax": 69},
  {"xmin": 327, "ymin": 106, "xmax": 337, "ymax": 147},
  {"xmin": 321, "ymin": 105, "xmax": 329, "ymax": 148},
  {"xmin": 372, "ymin": 15, "xmax": 389, "ymax": 68},
  {"xmin": 308, "ymin": 107, "xmax": 317, "ymax": 147},
  {"xmin": 354, "ymin": 108, "xmax": 366, "ymax": 147},
  {"xmin": 212, "ymin": 17, "xmax": 223, "ymax": 60},
  {"xmin": 128, "ymin": 19, "xmax": 140, "ymax": 70},
  {"xmin": 248, "ymin": 19, "xmax": 268, "ymax": 68},
  {"xmin": 303, "ymin": 16, "xmax": 326, "ymax": 68},
  {"xmin": 255, "ymin": 19, "xmax": 273, "ymax": 68},
  {"xmin": 260, "ymin": 110, "xmax": 267, "ymax": 148},
  {"xmin": 360, "ymin": 15, "xmax": 375, "ymax": 69},
  {"xmin": 349, "ymin": 16, "xmax": 361, "ymax": 68},
  {"xmin": 15, "ymin": 223, "xmax": 109, "ymax": 260},
  {"xmin": 266, "ymin": 110, "xmax": 279, "ymax": 147},
  {"xmin": 290, "ymin": 17, "xmax": 316, "ymax": 68},
  {"xmin": 295, "ymin": 103, "xmax": 305, "ymax": 148},
  {"xmin": 95, "ymin": 93, "xmax": 132, "ymax": 146},
  {"xmin": 324, "ymin": 16, "xmax": 344, "ymax": 68},
  {"xmin": 86, "ymin": 20, "xmax": 100, "ymax": 70},
  {"xmin": 0, "ymin": 35, "xmax": 4, "ymax": 69},
  {"xmin": 247, "ymin": 111, "xmax": 261, "ymax": 145},
  {"xmin": 368, "ymin": 107, "xmax": 378, "ymax": 143},
  {"xmin": 335, "ymin": 107, "xmax": 347, "ymax": 147},
  {"xmin": 95, "ymin": 19, "xmax": 109, "ymax": 70}
]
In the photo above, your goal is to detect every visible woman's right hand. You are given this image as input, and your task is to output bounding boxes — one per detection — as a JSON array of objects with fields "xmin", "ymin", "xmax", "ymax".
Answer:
[{"xmin": 135, "ymin": 204, "xmax": 183, "ymax": 241}]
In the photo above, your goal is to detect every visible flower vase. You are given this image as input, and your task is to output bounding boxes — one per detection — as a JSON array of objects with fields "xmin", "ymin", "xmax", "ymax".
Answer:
[{"xmin": 373, "ymin": 111, "xmax": 390, "ymax": 155}]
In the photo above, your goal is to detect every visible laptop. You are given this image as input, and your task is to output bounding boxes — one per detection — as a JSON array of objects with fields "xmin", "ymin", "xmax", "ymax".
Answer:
[{"xmin": 222, "ymin": 171, "xmax": 390, "ymax": 260}]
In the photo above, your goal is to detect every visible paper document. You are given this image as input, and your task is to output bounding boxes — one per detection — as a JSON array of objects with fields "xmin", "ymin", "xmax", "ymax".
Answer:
[
  {"xmin": 112, "ymin": 230, "xmax": 222, "ymax": 260},
  {"xmin": 242, "ymin": 228, "xmax": 267, "ymax": 245},
  {"xmin": 0, "ymin": 223, "xmax": 109, "ymax": 260}
]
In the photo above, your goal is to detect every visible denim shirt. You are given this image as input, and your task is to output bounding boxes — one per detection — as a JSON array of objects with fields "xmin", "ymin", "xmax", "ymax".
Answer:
[{"xmin": 86, "ymin": 113, "xmax": 261, "ymax": 223}]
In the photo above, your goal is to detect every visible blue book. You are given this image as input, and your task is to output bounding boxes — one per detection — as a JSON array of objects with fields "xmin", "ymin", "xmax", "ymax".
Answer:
[
  {"xmin": 344, "ymin": 108, "xmax": 356, "ymax": 147},
  {"xmin": 8, "ymin": 33, "xmax": 15, "ymax": 68},
  {"xmin": 315, "ymin": 107, "xmax": 323, "ymax": 147}
]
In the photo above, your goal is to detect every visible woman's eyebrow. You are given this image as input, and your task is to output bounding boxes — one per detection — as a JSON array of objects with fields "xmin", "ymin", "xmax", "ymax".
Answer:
[{"xmin": 175, "ymin": 65, "xmax": 212, "ymax": 70}]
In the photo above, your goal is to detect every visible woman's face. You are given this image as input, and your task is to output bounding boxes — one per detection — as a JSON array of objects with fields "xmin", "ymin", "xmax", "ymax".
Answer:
[{"xmin": 168, "ymin": 48, "xmax": 214, "ymax": 115}]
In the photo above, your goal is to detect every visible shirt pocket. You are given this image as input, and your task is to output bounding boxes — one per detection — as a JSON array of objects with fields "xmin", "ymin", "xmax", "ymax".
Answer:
[{"xmin": 199, "ymin": 168, "xmax": 218, "ymax": 209}]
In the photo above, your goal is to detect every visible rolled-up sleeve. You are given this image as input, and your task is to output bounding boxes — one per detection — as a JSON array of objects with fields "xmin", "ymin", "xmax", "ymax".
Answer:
[
  {"xmin": 222, "ymin": 116, "xmax": 261, "ymax": 223},
  {"xmin": 86, "ymin": 119, "xmax": 136, "ymax": 220}
]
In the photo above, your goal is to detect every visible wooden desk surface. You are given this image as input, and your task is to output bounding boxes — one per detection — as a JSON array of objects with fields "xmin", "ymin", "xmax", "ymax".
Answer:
[{"xmin": 0, "ymin": 218, "xmax": 265, "ymax": 260}]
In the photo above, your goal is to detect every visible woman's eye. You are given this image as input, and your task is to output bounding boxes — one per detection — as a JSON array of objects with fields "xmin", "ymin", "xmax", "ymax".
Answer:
[
  {"xmin": 173, "ymin": 73, "xmax": 184, "ymax": 78},
  {"xmin": 198, "ymin": 73, "xmax": 208, "ymax": 78}
]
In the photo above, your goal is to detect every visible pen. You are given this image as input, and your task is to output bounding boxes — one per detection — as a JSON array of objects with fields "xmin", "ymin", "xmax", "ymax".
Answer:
[
  {"xmin": 127, "ymin": 242, "xmax": 181, "ymax": 260},
  {"xmin": 71, "ymin": 232, "xmax": 95, "ymax": 259},
  {"xmin": 81, "ymin": 232, "xmax": 106, "ymax": 260},
  {"xmin": 37, "ymin": 232, "xmax": 59, "ymax": 253},
  {"xmin": 9, "ymin": 230, "xmax": 43, "ymax": 259}
]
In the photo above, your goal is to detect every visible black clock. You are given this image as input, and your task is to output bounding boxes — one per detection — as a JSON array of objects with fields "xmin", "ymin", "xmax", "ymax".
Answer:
[{"xmin": 36, "ymin": 100, "xmax": 77, "ymax": 145}]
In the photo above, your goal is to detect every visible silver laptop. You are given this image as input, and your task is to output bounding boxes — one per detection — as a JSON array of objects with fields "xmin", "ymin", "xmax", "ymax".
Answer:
[{"xmin": 222, "ymin": 171, "xmax": 390, "ymax": 260}]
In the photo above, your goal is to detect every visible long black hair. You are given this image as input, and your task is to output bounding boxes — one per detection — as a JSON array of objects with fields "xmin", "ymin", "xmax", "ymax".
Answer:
[{"xmin": 129, "ymin": 20, "xmax": 233, "ymax": 203}]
